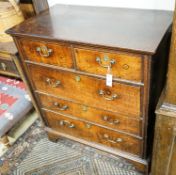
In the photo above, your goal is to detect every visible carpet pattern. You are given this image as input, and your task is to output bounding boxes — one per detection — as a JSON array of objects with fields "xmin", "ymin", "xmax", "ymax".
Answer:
[
  {"xmin": 0, "ymin": 76, "xmax": 32, "ymax": 137},
  {"xmin": 0, "ymin": 120, "xmax": 142, "ymax": 175},
  {"xmin": 13, "ymin": 138, "xmax": 141, "ymax": 175}
]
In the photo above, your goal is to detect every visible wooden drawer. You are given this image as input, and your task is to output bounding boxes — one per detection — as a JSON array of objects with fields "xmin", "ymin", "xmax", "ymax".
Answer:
[
  {"xmin": 28, "ymin": 64, "xmax": 141, "ymax": 117},
  {"xmin": 74, "ymin": 48, "xmax": 142, "ymax": 82},
  {"xmin": 37, "ymin": 93, "xmax": 142, "ymax": 136},
  {"xmin": 44, "ymin": 110, "xmax": 142, "ymax": 156},
  {"xmin": 0, "ymin": 58, "xmax": 18, "ymax": 75},
  {"xmin": 20, "ymin": 39, "xmax": 73, "ymax": 68}
]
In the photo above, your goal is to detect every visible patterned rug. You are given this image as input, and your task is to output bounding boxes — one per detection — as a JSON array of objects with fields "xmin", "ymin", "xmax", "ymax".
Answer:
[
  {"xmin": 0, "ymin": 76, "xmax": 32, "ymax": 137},
  {"xmin": 0, "ymin": 120, "xmax": 142, "ymax": 175}
]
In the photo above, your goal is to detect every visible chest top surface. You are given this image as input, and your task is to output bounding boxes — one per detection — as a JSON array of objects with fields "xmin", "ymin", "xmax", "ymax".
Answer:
[{"xmin": 7, "ymin": 4, "xmax": 173, "ymax": 54}]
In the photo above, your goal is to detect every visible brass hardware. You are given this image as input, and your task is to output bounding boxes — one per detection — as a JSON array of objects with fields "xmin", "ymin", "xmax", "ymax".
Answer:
[
  {"xmin": 103, "ymin": 134, "xmax": 123, "ymax": 143},
  {"xmin": 53, "ymin": 102, "xmax": 68, "ymax": 111},
  {"xmin": 102, "ymin": 116, "xmax": 120, "ymax": 125},
  {"xmin": 36, "ymin": 46, "xmax": 53, "ymax": 57},
  {"xmin": 96, "ymin": 57, "xmax": 116, "ymax": 68},
  {"xmin": 85, "ymin": 123, "xmax": 92, "ymax": 129},
  {"xmin": 45, "ymin": 78, "xmax": 61, "ymax": 88},
  {"xmin": 59, "ymin": 120, "xmax": 75, "ymax": 128},
  {"xmin": 122, "ymin": 64, "xmax": 129, "ymax": 70},
  {"xmin": 98, "ymin": 90, "xmax": 118, "ymax": 101},
  {"xmin": 104, "ymin": 56, "xmax": 109, "ymax": 61},
  {"xmin": 0, "ymin": 63, "xmax": 7, "ymax": 71},
  {"xmin": 82, "ymin": 105, "xmax": 88, "ymax": 112},
  {"xmin": 75, "ymin": 76, "xmax": 81, "ymax": 82}
]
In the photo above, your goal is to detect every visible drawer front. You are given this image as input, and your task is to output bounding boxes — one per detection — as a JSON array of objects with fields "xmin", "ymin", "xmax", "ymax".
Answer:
[
  {"xmin": 37, "ymin": 93, "xmax": 142, "ymax": 136},
  {"xmin": 20, "ymin": 39, "xmax": 73, "ymax": 68},
  {"xmin": 74, "ymin": 48, "xmax": 142, "ymax": 82},
  {"xmin": 0, "ymin": 58, "xmax": 18, "ymax": 75},
  {"xmin": 29, "ymin": 64, "xmax": 141, "ymax": 117},
  {"xmin": 44, "ymin": 110, "xmax": 142, "ymax": 156}
]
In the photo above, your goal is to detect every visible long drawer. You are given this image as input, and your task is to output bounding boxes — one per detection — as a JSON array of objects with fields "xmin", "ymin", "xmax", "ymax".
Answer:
[
  {"xmin": 43, "ymin": 109, "xmax": 143, "ymax": 156},
  {"xmin": 74, "ymin": 48, "xmax": 142, "ymax": 82},
  {"xmin": 20, "ymin": 39, "xmax": 74, "ymax": 68},
  {"xmin": 37, "ymin": 92, "xmax": 142, "ymax": 136},
  {"xmin": 28, "ymin": 64, "xmax": 141, "ymax": 117}
]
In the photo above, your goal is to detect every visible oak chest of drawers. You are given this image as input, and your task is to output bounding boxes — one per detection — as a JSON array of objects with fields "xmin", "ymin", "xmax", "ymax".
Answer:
[{"xmin": 7, "ymin": 5, "xmax": 173, "ymax": 174}]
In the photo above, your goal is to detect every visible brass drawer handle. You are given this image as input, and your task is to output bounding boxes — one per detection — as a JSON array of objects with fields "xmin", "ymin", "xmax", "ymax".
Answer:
[
  {"xmin": 45, "ymin": 78, "xmax": 61, "ymax": 88},
  {"xmin": 103, "ymin": 134, "xmax": 123, "ymax": 144},
  {"xmin": 59, "ymin": 120, "xmax": 75, "ymax": 128},
  {"xmin": 102, "ymin": 116, "xmax": 120, "ymax": 125},
  {"xmin": 36, "ymin": 46, "xmax": 53, "ymax": 58},
  {"xmin": 96, "ymin": 57, "xmax": 116, "ymax": 68},
  {"xmin": 0, "ymin": 62, "xmax": 7, "ymax": 71},
  {"xmin": 53, "ymin": 102, "xmax": 68, "ymax": 111},
  {"xmin": 98, "ymin": 90, "xmax": 118, "ymax": 101}
]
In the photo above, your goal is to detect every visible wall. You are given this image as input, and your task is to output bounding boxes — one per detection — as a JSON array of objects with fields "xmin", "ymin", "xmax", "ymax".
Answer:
[{"xmin": 48, "ymin": 0, "xmax": 175, "ymax": 11}]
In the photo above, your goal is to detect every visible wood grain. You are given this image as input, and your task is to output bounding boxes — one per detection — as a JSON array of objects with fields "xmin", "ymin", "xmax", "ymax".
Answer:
[
  {"xmin": 43, "ymin": 109, "xmax": 143, "ymax": 156},
  {"xmin": 6, "ymin": 5, "xmax": 173, "ymax": 54},
  {"xmin": 20, "ymin": 39, "xmax": 74, "ymax": 68},
  {"xmin": 165, "ymin": 4, "xmax": 176, "ymax": 105},
  {"xmin": 74, "ymin": 48, "xmax": 142, "ymax": 82},
  {"xmin": 152, "ymin": 110, "xmax": 176, "ymax": 175},
  {"xmin": 28, "ymin": 64, "xmax": 141, "ymax": 117},
  {"xmin": 37, "ymin": 92, "xmax": 142, "ymax": 136}
]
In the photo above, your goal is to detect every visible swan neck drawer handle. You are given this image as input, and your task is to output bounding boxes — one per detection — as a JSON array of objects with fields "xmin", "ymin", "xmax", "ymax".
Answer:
[
  {"xmin": 36, "ymin": 46, "xmax": 53, "ymax": 58},
  {"xmin": 98, "ymin": 90, "xmax": 118, "ymax": 101},
  {"xmin": 0, "ymin": 63, "xmax": 7, "ymax": 71},
  {"xmin": 103, "ymin": 134, "xmax": 123, "ymax": 144},
  {"xmin": 96, "ymin": 57, "xmax": 116, "ymax": 68},
  {"xmin": 59, "ymin": 120, "xmax": 75, "ymax": 128},
  {"xmin": 102, "ymin": 116, "xmax": 120, "ymax": 125},
  {"xmin": 45, "ymin": 78, "xmax": 61, "ymax": 88},
  {"xmin": 53, "ymin": 102, "xmax": 68, "ymax": 111}
]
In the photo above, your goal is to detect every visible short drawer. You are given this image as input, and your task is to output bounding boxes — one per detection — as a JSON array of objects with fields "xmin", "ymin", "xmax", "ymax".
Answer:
[
  {"xmin": 44, "ymin": 110, "xmax": 142, "ymax": 156},
  {"xmin": 37, "ymin": 93, "xmax": 142, "ymax": 136},
  {"xmin": 20, "ymin": 39, "xmax": 73, "ymax": 68},
  {"xmin": 28, "ymin": 64, "xmax": 141, "ymax": 117},
  {"xmin": 74, "ymin": 48, "xmax": 142, "ymax": 82},
  {"xmin": 0, "ymin": 58, "xmax": 18, "ymax": 75}
]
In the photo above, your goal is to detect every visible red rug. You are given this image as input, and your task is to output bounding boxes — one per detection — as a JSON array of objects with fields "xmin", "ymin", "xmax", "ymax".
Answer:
[{"xmin": 0, "ymin": 76, "xmax": 32, "ymax": 137}]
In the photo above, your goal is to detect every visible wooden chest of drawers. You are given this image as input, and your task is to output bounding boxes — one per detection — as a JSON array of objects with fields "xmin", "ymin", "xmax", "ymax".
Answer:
[{"xmin": 7, "ymin": 4, "xmax": 173, "ymax": 174}]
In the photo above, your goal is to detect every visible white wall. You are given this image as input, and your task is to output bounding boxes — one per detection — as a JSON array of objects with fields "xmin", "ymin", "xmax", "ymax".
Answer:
[{"xmin": 48, "ymin": 0, "xmax": 175, "ymax": 11}]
